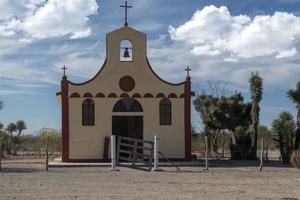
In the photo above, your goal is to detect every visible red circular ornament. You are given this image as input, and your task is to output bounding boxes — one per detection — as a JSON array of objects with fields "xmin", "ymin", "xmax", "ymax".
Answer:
[{"xmin": 119, "ymin": 76, "xmax": 135, "ymax": 92}]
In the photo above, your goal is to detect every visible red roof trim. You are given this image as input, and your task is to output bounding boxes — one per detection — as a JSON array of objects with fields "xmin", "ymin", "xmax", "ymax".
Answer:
[
  {"xmin": 168, "ymin": 93, "xmax": 178, "ymax": 98},
  {"xmin": 156, "ymin": 93, "xmax": 165, "ymax": 98},
  {"xmin": 108, "ymin": 93, "xmax": 118, "ymax": 98},
  {"xmin": 70, "ymin": 92, "xmax": 80, "ymax": 98},
  {"xmin": 83, "ymin": 93, "xmax": 93, "ymax": 97},
  {"xmin": 144, "ymin": 93, "xmax": 153, "ymax": 98},
  {"xmin": 95, "ymin": 93, "xmax": 105, "ymax": 98},
  {"xmin": 120, "ymin": 93, "xmax": 130, "ymax": 98},
  {"xmin": 132, "ymin": 93, "xmax": 142, "ymax": 98}
]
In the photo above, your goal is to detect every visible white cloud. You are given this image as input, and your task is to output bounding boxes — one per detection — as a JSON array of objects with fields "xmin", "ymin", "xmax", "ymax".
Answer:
[
  {"xmin": 169, "ymin": 5, "xmax": 300, "ymax": 60},
  {"xmin": 0, "ymin": 0, "xmax": 98, "ymax": 40},
  {"xmin": 275, "ymin": 47, "xmax": 297, "ymax": 58}
]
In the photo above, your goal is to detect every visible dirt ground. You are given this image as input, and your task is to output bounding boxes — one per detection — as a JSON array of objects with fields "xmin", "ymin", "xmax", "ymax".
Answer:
[{"xmin": 0, "ymin": 158, "xmax": 300, "ymax": 200}]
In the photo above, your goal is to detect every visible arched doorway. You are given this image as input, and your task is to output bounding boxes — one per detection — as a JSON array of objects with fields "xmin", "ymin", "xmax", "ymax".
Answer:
[{"xmin": 112, "ymin": 98, "xmax": 143, "ymax": 140}]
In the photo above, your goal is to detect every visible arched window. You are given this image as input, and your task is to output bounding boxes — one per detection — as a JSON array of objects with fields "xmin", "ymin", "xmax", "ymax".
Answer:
[
  {"xmin": 120, "ymin": 40, "xmax": 133, "ymax": 62},
  {"xmin": 82, "ymin": 98, "xmax": 95, "ymax": 126},
  {"xmin": 159, "ymin": 98, "xmax": 172, "ymax": 125},
  {"xmin": 113, "ymin": 98, "xmax": 143, "ymax": 112}
]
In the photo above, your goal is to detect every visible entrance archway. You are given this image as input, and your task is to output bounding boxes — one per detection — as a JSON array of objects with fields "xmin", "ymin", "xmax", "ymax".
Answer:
[{"xmin": 112, "ymin": 98, "xmax": 143, "ymax": 140}]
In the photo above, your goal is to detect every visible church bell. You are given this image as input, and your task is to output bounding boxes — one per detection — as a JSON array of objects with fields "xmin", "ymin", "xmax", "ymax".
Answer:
[{"xmin": 123, "ymin": 48, "xmax": 130, "ymax": 58}]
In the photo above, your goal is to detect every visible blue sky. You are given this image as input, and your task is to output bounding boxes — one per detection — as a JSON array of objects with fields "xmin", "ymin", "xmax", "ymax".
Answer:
[{"xmin": 0, "ymin": 0, "xmax": 299, "ymax": 134}]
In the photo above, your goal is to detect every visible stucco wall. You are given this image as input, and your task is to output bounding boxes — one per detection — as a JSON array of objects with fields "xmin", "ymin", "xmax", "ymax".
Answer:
[
  {"xmin": 67, "ymin": 26, "xmax": 186, "ymax": 159},
  {"xmin": 68, "ymin": 98, "xmax": 185, "ymax": 159}
]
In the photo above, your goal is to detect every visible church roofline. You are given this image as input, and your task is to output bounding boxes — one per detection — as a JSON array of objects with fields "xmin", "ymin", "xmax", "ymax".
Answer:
[
  {"xmin": 107, "ymin": 25, "xmax": 145, "ymax": 36},
  {"xmin": 67, "ymin": 57, "xmax": 185, "ymax": 86}
]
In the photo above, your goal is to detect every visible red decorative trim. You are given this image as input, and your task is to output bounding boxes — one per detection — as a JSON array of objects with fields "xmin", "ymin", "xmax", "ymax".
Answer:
[
  {"xmin": 180, "ymin": 93, "xmax": 185, "ymax": 98},
  {"xmin": 120, "ymin": 93, "xmax": 129, "ymax": 98},
  {"xmin": 144, "ymin": 93, "xmax": 153, "ymax": 98},
  {"xmin": 69, "ymin": 60, "xmax": 107, "ymax": 85},
  {"xmin": 156, "ymin": 93, "xmax": 165, "ymax": 98},
  {"xmin": 70, "ymin": 92, "xmax": 80, "ymax": 98},
  {"xmin": 119, "ymin": 76, "xmax": 135, "ymax": 92},
  {"xmin": 95, "ymin": 93, "xmax": 105, "ymax": 98},
  {"xmin": 184, "ymin": 77, "xmax": 192, "ymax": 161},
  {"xmin": 132, "ymin": 93, "xmax": 141, "ymax": 98},
  {"xmin": 146, "ymin": 58, "xmax": 185, "ymax": 86},
  {"xmin": 61, "ymin": 76, "xmax": 69, "ymax": 162},
  {"xmin": 108, "ymin": 93, "xmax": 118, "ymax": 98},
  {"xmin": 83, "ymin": 93, "xmax": 93, "ymax": 98},
  {"xmin": 168, "ymin": 93, "xmax": 177, "ymax": 98}
]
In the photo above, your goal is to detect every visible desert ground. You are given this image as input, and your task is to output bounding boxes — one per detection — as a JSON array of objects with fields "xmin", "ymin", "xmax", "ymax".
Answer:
[{"xmin": 0, "ymin": 157, "xmax": 300, "ymax": 200}]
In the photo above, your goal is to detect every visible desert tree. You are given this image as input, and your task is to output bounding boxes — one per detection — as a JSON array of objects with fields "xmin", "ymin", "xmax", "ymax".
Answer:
[
  {"xmin": 6, "ymin": 123, "xmax": 17, "ymax": 154},
  {"xmin": 272, "ymin": 112, "xmax": 296, "ymax": 164},
  {"xmin": 216, "ymin": 92, "xmax": 252, "ymax": 145},
  {"xmin": 287, "ymin": 81, "xmax": 300, "ymax": 149},
  {"xmin": 249, "ymin": 72, "xmax": 263, "ymax": 158},
  {"xmin": 193, "ymin": 81, "xmax": 227, "ymax": 156},
  {"xmin": 16, "ymin": 120, "xmax": 27, "ymax": 136}
]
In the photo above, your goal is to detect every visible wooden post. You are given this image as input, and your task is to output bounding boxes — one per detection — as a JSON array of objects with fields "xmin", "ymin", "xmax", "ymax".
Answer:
[
  {"xmin": 111, "ymin": 135, "xmax": 118, "ymax": 171},
  {"xmin": 205, "ymin": 135, "xmax": 209, "ymax": 170},
  {"xmin": 152, "ymin": 135, "xmax": 160, "ymax": 171},
  {"xmin": 0, "ymin": 140, "xmax": 2, "ymax": 171},
  {"xmin": 45, "ymin": 136, "xmax": 49, "ymax": 171},
  {"xmin": 259, "ymin": 138, "xmax": 264, "ymax": 171}
]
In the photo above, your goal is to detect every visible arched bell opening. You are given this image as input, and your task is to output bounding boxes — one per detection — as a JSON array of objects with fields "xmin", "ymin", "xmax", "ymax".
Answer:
[{"xmin": 120, "ymin": 40, "xmax": 133, "ymax": 62}]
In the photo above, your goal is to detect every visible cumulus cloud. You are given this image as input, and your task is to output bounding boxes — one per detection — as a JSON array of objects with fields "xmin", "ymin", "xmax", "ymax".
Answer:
[
  {"xmin": 169, "ymin": 5, "xmax": 300, "ymax": 60},
  {"xmin": 0, "ymin": 0, "xmax": 98, "ymax": 40}
]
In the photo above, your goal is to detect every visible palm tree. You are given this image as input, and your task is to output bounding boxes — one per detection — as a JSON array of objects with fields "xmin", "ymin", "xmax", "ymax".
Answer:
[
  {"xmin": 249, "ymin": 72, "xmax": 263, "ymax": 158},
  {"xmin": 287, "ymin": 81, "xmax": 300, "ymax": 149},
  {"xmin": 16, "ymin": 120, "xmax": 27, "ymax": 136},
  {"xmin": 0, "ymin": 122, "xmax": 3, "ymax": 130},
  {"xmin": 0, "ymin": 101, "xmax": 3, "ymax": 110}
]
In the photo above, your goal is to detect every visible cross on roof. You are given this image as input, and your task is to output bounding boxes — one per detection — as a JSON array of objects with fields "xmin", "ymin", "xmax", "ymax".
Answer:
[
  {"xmin": 120, "ymin": 1, "xmax": 133, "ymax": 26},
  {"xmin": 62, "ymin": 65, "xmax": 67, "ymax": 77},
  {"xmin": 185, "ymin": 66, "xmax": 191, "ymax": 77}
]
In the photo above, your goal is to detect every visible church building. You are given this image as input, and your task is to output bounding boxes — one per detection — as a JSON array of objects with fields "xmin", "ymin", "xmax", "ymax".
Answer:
[{"xmin": 57, "ymin": 2, "xmax": 192, "ymax": 162}]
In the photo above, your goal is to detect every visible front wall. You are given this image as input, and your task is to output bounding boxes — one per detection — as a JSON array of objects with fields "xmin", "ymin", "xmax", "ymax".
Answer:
[
  {"xmin": 67, "ymin": 26, "xmax": 186, "ymax": 159},
  {"xmin": 69, "ymin": 98, "xmax": 185, "ymax": 159}
]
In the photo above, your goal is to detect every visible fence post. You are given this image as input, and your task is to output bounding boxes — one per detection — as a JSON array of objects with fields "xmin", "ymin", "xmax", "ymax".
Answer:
[
  {"xmin": 132, "ymin": 140, "xmax": 137, "ymax": 167},
  {"xmin": 152, "ymin": 135, "xmax": 160, "ymax": 171},
  {"xmin": 0, "ymin": 140, "xmax": 2, "ymax": 171},
  {"xmin": 111, "ymin": 135, "xmax": 118, "ymax": 171},
  {"xmin": 205, "ymin": 135, "xmax": 209, "ymax": 170},
  {"xmin": 45, "ymin": 136, "xmax": 49, "ymax": 172},
  {"xmin": 259, "ymin": 138, "xmax": 264, "ymax": 171}
]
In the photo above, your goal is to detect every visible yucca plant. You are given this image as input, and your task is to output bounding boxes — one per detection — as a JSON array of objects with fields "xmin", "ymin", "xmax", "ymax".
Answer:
[
  {"xmin": 249, "ymin": 72, "xmax": 263, "ymax": 159},
  {"xmin": 272, "ymin": 112, "xmax": 296, "ymax": 164},
  {"xmin": 287, "ymin": 81, "xmax": 300, "ymax": 149}
]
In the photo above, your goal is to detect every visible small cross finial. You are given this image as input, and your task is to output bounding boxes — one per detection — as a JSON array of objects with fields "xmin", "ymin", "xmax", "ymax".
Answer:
[
  {"xmin": 62, "ymin": 65, "xmax": 67, "ymax": 77},
  {"xmin": 120, "ymin": 1, "xmax": 133, "ymax": 26},
  {"xmin": 185, "ymin": 66, "xmax": 191, "ymax": 77}
]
